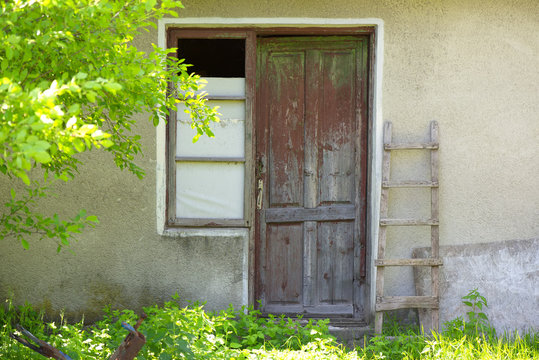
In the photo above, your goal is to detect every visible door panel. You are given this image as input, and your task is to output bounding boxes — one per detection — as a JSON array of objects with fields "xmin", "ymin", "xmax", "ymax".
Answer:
[
  {"xmin": 256, "ymin": 36, "xmax": 368, "ymax": 318},
  {"xmin": 317, "ymin": 220, "xmax": 355, "ymax": 305},
  {"xmin": 319, "ymin": 50, "xmax": 356, "ymax": 205},
  {"xmin": 266, "ymin": 223, "xmax": 303, "ymax": 306},
  {"xmin": 266, "ymin": 52, "xmax": 305, "ymax": 208}
]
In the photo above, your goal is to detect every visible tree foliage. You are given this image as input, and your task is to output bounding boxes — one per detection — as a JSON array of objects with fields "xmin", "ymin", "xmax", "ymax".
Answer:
[{"xmin": 0, "ymin": 0, "xmax": 218, "ymax": 251}]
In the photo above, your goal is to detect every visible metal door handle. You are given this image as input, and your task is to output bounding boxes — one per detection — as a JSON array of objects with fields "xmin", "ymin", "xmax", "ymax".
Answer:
[{"xmin": 256, "ymin": 179, "xmax": 264, "ymax": 210}]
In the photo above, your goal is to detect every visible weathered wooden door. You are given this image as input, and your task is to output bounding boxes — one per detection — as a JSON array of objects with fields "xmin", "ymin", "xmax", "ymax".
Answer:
[{"xmin": 255, "ymin": 36, "xmax": 369, "ymax": 318}]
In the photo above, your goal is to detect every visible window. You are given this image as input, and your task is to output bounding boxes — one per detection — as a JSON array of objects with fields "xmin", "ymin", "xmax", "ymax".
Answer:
[{"xmin": 166, "ymin": 31, "xmax": 254, "ymax": 227}]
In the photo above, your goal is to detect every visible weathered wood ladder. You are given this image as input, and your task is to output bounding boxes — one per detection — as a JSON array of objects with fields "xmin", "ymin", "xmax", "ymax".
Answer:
[{"xmin": 374, "ymin": 121, "xmax": 442, "ymax": 334}]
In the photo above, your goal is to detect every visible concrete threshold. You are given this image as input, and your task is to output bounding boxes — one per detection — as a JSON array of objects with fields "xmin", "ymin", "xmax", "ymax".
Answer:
[{"xmin": 328, "ymin": 322, "xmax": 372, "ymax": 349}]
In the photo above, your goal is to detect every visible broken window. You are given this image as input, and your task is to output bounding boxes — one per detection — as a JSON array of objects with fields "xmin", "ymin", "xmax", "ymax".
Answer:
[{"xmin": 167, "ymin": 33, "xmax": 249, "ymax": 226}]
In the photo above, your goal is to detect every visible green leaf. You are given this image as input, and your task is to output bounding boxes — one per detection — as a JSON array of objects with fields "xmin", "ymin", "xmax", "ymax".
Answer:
[
  {"xmin": 23, "ymin": 48, "xmax": 32, "ymax": 62},
  {"xmin": 146, "ymin": 0, "xmax": 157, "ymax": 11},
  {"xmin": 7, "ymin": 35, "xmax": 21, "ymax": 45},
  {"xmin": 67, "ymin": 224, "xmax": 80, "ymax": 232},
  {"xmin": 17, "ymin": 172, "xmax": 30, "ymax": 185},
  {"xmin": 86, "ymin": 215, "xmax": 99, "ymax": 223},
  {"xmin": 73, "ymin": 138, "xmax": 85, "ymax": 152},
  {"xmin": 34, "ymin": 140, "xmax": 51, "ymax": 150},
  {"xmin": 158, "ymin": 353, "xmax": 172, "ymax": 360},
  {"xmin": 100, "ymin": 139, "xmax": 114, "ymax": 148},
  {"xmin": 33, "ymin": 151, "xmax": 52, "ymax": 164},
  {"xmin": 57, "ymin": 172, "xmax": 69, "ymax": 182},
  {"xmin": 68, "ymin": 104, "xmax": 81, "ymax": 114},
  {"xmin": 21, "ymin": 238, "xmax": 29, "ymax": 250},
  {"xmin": 103, "ymin": 82, "xmax": 122, "ymax": 93},
  {"xmin": 10, "ymin": 188, "xmax": 16, "ymax": 200},
  {"xmin": 86, "ymin": 91, "xmax": 97, "ymax": 102}
]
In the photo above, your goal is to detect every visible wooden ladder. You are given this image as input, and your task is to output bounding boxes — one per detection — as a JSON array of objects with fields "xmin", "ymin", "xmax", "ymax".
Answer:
[{"xmin": 374, "ymin": 121, "xmax": 442, "ymax": 334}]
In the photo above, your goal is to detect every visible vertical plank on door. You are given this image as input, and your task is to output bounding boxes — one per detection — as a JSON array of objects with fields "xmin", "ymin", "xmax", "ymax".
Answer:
[
  {"xmin": 303, "ymin": 49, "xmax": 321, "ymax": 308},
  {"xmin": 267, "ymin": 52, "xmax": 305, "ymax": 208},
  {"xmin": 319, "ymin": 50, "xmax": 356, "ymax": 205}
]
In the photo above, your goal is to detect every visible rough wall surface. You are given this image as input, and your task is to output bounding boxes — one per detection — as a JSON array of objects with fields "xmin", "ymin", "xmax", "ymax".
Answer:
[
  {"xmin": 0, "ymin": 0, "xmax": 537, "ymax": 324},
  {"xmin": 414, "ymin": 239, "xmax": 539, "ymax": 333}
]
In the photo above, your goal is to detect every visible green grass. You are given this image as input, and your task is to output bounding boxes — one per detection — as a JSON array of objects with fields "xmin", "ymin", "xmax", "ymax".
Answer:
[{"xmin": 1, "ymin": 296, "xmax": 537, "ymax": 359}]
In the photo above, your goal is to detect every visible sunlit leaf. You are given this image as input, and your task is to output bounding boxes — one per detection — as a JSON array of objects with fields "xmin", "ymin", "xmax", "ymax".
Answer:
[
  {"xmin": 86, "ymin": 215, "xmax": 99, "ymax": 223},
  {"xmin": 33, "ymin": 151, "xmax": 52, "ymax": 164}
]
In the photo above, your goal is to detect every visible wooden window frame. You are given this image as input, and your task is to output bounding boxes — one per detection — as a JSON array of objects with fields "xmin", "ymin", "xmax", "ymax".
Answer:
[
  {"xmin": 165, "ymin": 27, "xmax": 375, "ymax": 230},
  {"xmin": 166, "ymin": 29, "xmax": 256, "ymax": 228}
]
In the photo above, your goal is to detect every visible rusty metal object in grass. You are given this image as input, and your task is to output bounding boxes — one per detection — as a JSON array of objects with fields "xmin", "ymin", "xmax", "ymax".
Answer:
[
  {"xmin": 9, "ymin": 313, "xmax": 147, "ymax": 360},
  {"xmin": 9, "ymin": 324, "xmax": 73, "ymax": 360},
  {"xmin": 108, "ymin": 313, "xmax": 147, "ymax": 360}
]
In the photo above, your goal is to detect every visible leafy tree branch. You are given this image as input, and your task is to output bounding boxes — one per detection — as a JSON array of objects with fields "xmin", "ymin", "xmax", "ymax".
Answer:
[{"xmin": 0, "ymin": 0, "xmax": 219, "ymax": 250}]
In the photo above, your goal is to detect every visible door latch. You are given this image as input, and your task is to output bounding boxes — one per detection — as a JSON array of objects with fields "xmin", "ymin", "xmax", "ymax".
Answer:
[{"xmin": 256, "ymin": 179, "xmax": 264, "ymax": 210}]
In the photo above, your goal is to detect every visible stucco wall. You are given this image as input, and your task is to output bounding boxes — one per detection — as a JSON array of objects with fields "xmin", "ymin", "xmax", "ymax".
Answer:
[
  {"xmin": 414, "ymin": 238, "xmax": 539, "ymax": 334},
  {"xmin": 1, "ymin": 0, "xmax": 537, "ymax": 327}
]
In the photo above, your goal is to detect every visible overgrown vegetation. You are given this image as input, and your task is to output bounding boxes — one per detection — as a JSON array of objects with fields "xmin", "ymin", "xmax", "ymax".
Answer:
[{"xmin": 0, "ymin": 291, "xmax": 537, "ymax": 359}]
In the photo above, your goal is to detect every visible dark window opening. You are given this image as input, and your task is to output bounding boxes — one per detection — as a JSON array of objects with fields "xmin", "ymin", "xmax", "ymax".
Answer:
[{"xmin": 177, "ymin": 39, "xmax": 245, "ymax": 77}]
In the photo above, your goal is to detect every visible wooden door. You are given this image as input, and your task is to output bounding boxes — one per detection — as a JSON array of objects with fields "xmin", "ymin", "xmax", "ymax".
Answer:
[{"xmin": 255, "ymin": 37, "xmax": 369, "ymax": 318}]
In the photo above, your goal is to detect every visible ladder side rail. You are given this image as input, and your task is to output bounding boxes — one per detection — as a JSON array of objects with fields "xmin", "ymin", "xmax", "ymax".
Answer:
[
  {"xmin": 375, "ymin": 121, "xmax": 392, "ymax": 334},
  {"xmin": 430, "ymin": 120, "xmax": 440, "ymax": 332}
]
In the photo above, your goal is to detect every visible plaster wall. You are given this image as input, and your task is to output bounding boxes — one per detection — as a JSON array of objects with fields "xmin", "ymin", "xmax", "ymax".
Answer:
[
  {"xmin": 414, "ymin": 239, "xmax": 539, "ymax": 333},
  {"xmin": 0, "ymin": 0, "xmax": 537, "ymax": 325}
]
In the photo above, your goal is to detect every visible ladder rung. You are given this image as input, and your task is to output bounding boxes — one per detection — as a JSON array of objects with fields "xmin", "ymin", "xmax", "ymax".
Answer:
[
  {"xmin": 382, "ymin": 180, "xmax": 439, "ymax": 188},
  {"xmin": 380, "ymin": 218, "xmax": 439, "ymax": 226},
  {"xmin": 375, "ymin": 258, "xmax": 443, "ymax": 266},
  {"xmin": 384, "ymin": 142, "xmax": 439, "ymax": 150},
  {"xmin": 375, "ymin": 296, "xmax": 439, "ymax": 311}
]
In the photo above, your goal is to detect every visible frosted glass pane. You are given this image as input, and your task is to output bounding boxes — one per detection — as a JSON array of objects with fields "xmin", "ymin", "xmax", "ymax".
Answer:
[
  {"xmin": 177, "ymin": 100, "xmax": 245, "ymax": 158},
  {"xmin": 201, "ymin": 77, "xmax": 245, "ymax": 97},
  {"xmin": 176, "ymin": 163, "xmax": 244, "ymax": 219},
  {"xmin": 178, "ymin": 77, "xmax": 245, "ymax": 98},
  {"xmin": 177, "ymin": 118, "xmax": 244, "ymax": 157},
  {"xmin": 177, "ymin": 100, "xmax": 245, "ymax": 121}
]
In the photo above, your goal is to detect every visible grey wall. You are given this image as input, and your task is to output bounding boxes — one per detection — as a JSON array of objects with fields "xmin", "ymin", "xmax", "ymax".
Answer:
[{"xmin": 414, "ymin": 239, "xmax": 538, "ymax": 333}]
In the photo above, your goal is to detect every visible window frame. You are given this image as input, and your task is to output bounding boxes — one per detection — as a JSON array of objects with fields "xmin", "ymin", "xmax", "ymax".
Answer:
[{"xmin": 166, "ymin": 29, "xmax": 256, "ymax": 228}]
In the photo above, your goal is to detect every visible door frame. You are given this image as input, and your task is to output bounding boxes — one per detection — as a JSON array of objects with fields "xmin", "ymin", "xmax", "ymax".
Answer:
[{"xmin": 158, "ymin": 20, "xmax": 382, "ymax": 323}]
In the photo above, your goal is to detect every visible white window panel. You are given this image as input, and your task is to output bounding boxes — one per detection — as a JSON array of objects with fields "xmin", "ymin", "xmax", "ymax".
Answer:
[
  {"xmin": 176, "ymin": 118, "xmax": 245, "ymax": 158},
  {"xmin": 176, "ymin": 162, "xmax": 244, "ymax": 219},
  {"xmin": 200, "ymin": 77, "xmax": 245, "ymax": 97},
  {"xmin": 177, "ymin": 100, "xmax": 245, "ymax": 122},
  {"xmin": 178, "ymin": 77, "xmax": 245, "ymax": 98}
]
